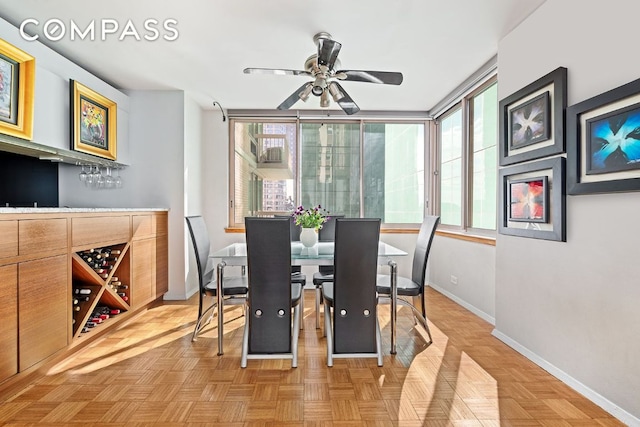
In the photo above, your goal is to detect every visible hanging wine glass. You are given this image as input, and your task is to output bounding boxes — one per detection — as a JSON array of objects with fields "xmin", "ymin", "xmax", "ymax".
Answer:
[
  {"xmin": 114, "ymin": 167, "xmax": 123, "ymax": 188},
  {"xmin": 104, "ymin": 167, "xmax": 114, "ymax": 188},
  {"xmin": 78, "ymin": 164, "xmax": 87, "ymax": 182},
  {"xmin": 85, "ymin": 165, "xmax": 96, "ymax": 186}
]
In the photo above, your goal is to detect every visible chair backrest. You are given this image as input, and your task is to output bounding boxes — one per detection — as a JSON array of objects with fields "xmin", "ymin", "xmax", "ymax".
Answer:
[
  {"xmin": 333, "ymin": 218, "xmax": 381, "ymax": 354},
  {"xmin": 411, "ymin": 215, "xmax": 440, "ymax": 288},
  {"xmin": 274, "ymin": 214, "xmax": 301, "ymax": 241},
  {"xmin": 185, "ymin": 216, "xmax": 211, "ymax": 290},
  {"xmin": 318, "ymin": 214, "xmax": 344, "ymax": 241},
  {"xmin": 318, "ymin": 214, "xmax": 344, "ymax": 274},
  {"xmin": 245, "ymin": 217, "xmax": 292, "ymax": 353}
]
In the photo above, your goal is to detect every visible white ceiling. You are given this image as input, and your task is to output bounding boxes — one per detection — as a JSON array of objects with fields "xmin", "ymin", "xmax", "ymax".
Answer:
[{"xmin": 0, "ymin": 0, "xmax": 545, "ymax": 112}]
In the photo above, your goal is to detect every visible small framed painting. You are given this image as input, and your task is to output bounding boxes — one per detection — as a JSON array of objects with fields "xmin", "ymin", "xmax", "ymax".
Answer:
[
  {"xmin": 0, "ymin": 38, "xmax": 35, "ymax": 140},
  {"xmin": 499, "ymin": 67, "xmax": 567, "ymax": 166},
  {"xmin": 508, "ymin": 176, "xmax": 548, "ymax": 223},
  {"xmin": 499, "ymin": 157, "xmax": 565, "ymax": 242},
  {"xmin": 70, "ymin": 80, "xmax": 117, "ymax": 160},
  {"xmin": 509, "ymin": 92, "xmax": 550, "ymax": 149}
]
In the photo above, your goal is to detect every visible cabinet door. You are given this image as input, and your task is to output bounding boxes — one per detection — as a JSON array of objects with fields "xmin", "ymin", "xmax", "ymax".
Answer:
[
  {"xmin": 0, "ymin": 264, "xmax": 18, "ymax": 382},
  {"xmin": 19, "ymin": 255, "xmax": 68, "ymax": 371},
  {"xmin": 155, "ymin": 233, "xmax": 168, "ymax": 297},
  {"xmin": 131, "ymin": 239, "xmax": 154, "ymax": 307}
]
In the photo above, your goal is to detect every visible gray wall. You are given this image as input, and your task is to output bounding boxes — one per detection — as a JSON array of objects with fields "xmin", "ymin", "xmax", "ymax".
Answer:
[
  {"xmin": 428, "ymin": 236, "xmax": 496, "ymax": 323},
  {"xmin": 495, "ymin": 0, "xmax": 640, "ymax": 422}
]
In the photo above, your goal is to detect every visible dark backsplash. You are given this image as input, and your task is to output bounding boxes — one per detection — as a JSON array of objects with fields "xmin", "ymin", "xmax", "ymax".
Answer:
[{"xmin": 0, "ymin": 151, "xmax": 59, "ymax": 207}]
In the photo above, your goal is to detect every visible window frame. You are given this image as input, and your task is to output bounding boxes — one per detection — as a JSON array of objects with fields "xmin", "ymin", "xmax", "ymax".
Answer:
[
  {"xmin": 435, "ymin": 75, "xmax": 498, "ymax": 235},
  {"xmin": 228, "ymin": 116, "xmax": 430, "ymax": 230}
]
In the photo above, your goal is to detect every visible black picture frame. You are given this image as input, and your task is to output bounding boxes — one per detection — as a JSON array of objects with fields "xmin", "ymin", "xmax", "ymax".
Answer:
[
  {"xmin": 507, "ymin": 175, "xmax": 549, "ymax": 223},
  {"xmin": 567, "ymin": 77, "xmax": 640, "ymax": 194},
  {"xmin": 499, "ymin": 157, "xmax": 565, "ymax": 242},
  {"xmin": 499, "ymin": 67, "xmax": 567, "ymax": 166}
]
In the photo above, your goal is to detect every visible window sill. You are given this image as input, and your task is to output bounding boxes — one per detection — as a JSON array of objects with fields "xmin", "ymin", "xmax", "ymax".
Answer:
[{"xmin": 435, "ymin": 230, "xmax": 496, "ymax": 246}]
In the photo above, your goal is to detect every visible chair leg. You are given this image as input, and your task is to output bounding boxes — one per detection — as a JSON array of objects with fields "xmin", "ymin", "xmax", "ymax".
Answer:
[
  {"xmin": 324, "ymin": 301, "xmax": 333, "ymax": 367},
  {"xmin": 376, "ymin": 315, "xmax": 383, "ymax": 367},
  {"xmin": 240, "ymin": 304, "xmax": 250, "ymax": 368},
  {"xmin": 315, "ymin": 286, "xmax": 321, "ymax": 329},
  {"xmin": 192, "ymin": 298, "xmax": 217, "ymax": 342},
  {"xmin": 299, "ymin": 289, "xmax": 304, "ymax": 330},
  {"xmin": 420, "ymin": 293, "xmax": 433, "ymax": 344},
  {"xmin": 292, "ymin": 304, "xmax": 300, "ymax": 368}
]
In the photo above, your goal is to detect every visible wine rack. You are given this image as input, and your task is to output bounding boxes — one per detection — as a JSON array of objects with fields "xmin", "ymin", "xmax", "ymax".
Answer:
[{"xmin": 71, "ymin": 243, "xmax": 130, "ymax": 337}]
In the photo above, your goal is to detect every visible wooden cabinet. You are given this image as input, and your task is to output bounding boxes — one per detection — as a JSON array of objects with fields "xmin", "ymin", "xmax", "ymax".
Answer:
[
  {"xmin": 18, "ymin": 255, "xmax": 68, "ymax": 371},
  {"xmin": 0, "ymin": 221, "xmax": 18, "ymax": 258},
  {"xmin": 131, "ymin": 238, "xmax": 155, "ymax": 307},
  {"xmin": 0, "ymin": 210, "xmax": 168, "ymax": 390},
  {"xmin": 0, "ymin": 265, "xmax": 17, "ymax": 382}
]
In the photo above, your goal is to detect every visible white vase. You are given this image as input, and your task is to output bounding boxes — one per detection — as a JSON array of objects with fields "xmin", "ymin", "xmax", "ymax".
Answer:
[{"xmin": 300, "ymin": 227, "xmax": 318, "ymax": 249}]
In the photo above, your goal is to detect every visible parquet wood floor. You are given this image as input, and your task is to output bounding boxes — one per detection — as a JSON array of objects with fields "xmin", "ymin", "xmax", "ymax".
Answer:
[{"xmin": 0, "ymin": 288, "xmax": 624, "ymax": 426}]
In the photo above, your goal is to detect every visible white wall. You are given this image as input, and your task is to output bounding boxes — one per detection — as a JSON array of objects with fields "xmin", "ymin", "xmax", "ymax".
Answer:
[
  {"xmin": 428, "ymin": 237, "xmax": 496, "ymax": 323},
  {"xmin": 184, "ymin": 95, "xmax": 203, "ymax": 298},
  {"xmin": 496, "ymin": 0, "xmax": 640, "ymax": 422},
  {"xmin": 124, "ymin": 90, "xmax": 185, "ymax": 300}
]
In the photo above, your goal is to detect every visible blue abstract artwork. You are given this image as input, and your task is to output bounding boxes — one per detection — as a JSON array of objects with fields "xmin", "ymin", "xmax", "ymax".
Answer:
[{"xmin": 587, "ymin": 104, "xmax": 640, "ymax": 174}]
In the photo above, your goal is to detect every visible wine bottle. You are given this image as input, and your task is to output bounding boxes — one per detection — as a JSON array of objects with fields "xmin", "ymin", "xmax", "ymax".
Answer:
[
  {"xmin": 81, "ymin": 327, "xmax": 90, "ymax": 333},
  {"xmin": 111, "ymin": 250, "xmax": 122, "ymax": 255},
  {"xmin": 73, "ymin": 298, "xmax": 79, "ymax": 305},
  {"xmin": 75, "ymin": 288, "xmax": 91, "ymax": 295},
  {"xmin": 74, "ymin": 305, "xmax": 81, "ymax": 312}
]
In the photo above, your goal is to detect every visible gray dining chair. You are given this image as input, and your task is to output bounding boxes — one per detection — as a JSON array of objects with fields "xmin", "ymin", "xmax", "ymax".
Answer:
[
  {"xmin": 241, "ymin": 217, "xmax": 302, "ymax": 368},
  {"xmin": 312, "ymin": 214, "xmax": 343, "ymax": 330},
  {"xmin": 185, "ymin": 216, "xmax": 248, "ymax": 342},
  {"xmin": 376, "ymin": 215, "xmax": 440, "ymax": 344},
  {"xmin": 274, "ymin": 214, "xmax": 306, "ymax": 330},
  {"xmin": 322, "ymin": 218, "xmax": 383, "ymax": 367}
]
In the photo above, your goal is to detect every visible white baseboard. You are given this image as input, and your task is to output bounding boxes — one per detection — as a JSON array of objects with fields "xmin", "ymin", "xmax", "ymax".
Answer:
[
  {"xmin": 492, "ymin": 329, "xmax": 639, "ymax": 427},
  {"xmin": 163, "ymin": 286, "xmax": 198, "ymax": 301},
  {"xmin": 428, "ymin": 283, "xmax": 495, "ymax": 325}
]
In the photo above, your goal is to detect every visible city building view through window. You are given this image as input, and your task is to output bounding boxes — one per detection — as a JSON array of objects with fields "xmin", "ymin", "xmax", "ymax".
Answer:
[{"xmin": 231, "ymin": 120, "xmax": 426, "ymax": 227}]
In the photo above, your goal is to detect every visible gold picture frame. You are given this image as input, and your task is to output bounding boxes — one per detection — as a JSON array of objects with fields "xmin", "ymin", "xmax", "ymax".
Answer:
[
  {"xmin": 70, "ymin": 80, "xmax": 117, "ymax": 160},
  {"xmin": 0, "ymin": 38, "xmax": 35, "ymax": 140}
]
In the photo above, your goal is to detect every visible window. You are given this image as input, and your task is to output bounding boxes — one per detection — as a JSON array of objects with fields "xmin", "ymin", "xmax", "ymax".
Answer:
[
  {"xmin": 437, "ymin": 79, "xmax": 497, "ymax": 231},
  {"xmin": 231, "ymin": 121, "xmax": 297, "ymax": 225},
  {"xmin": 230, "ymin": 119, "xmax": 426, "ymax": 228},
  {"xmin": 363, "ymin": 123, "xmax": 425, "ymax": 223}
]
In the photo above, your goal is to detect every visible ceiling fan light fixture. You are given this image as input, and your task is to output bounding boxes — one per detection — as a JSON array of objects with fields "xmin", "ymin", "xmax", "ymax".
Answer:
[
  {"xmin": 328, "ymin": 81, "xmax": 345, "ymax": 102},
  {"xmin": 311, "ymin": 76, "xmax": 327, "ymax": 96},
  {"xmin": 320, "ymin": 90, "xmax": 330, "ymax": 108},
  {"xmin": 298, "ymin": 83, "xmax": 313, "ymax": 102}
]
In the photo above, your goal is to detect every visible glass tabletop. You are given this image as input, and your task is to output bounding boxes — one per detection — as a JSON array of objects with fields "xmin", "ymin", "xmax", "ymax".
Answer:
[{"xmin": 211, "ymin": 241, "xmax": 407, "ymax": 265}]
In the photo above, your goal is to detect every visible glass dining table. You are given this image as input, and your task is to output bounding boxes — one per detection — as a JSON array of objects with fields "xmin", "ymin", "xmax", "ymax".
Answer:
[{"xmin": 210, "ymin": 241, "xmax": 407, "ymax": 356}]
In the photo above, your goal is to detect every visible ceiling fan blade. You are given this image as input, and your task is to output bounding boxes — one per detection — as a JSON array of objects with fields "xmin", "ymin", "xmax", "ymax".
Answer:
[
  {"xmin": 244, "ymin": 67, "xmax": 312, "ymax": 77},
  {"xmin": 336, "ymin": 70, "xmax": 403, "ymax": 85},
  {"xmin": 317, "ymin": 38, "xmax": 342, "ymax": 70},
  {"xmin": 277, "ymin": 82, "xmax": 312, "ymax": 110},
  {"xmin": 331, "ymin": 82, "xmax": 360, "ymax": 115}
]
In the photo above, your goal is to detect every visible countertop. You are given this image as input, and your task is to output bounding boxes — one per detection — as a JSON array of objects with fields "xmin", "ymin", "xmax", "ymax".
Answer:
[{"xmin": 0, "ymin": 207, "xmax": 169, "ymax": 214}]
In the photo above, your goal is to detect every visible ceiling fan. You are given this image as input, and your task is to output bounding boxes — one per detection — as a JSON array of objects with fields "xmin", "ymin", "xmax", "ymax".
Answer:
[{"xmin": 243, "ymin": 32, "xmax": 403, "ymax": 115}]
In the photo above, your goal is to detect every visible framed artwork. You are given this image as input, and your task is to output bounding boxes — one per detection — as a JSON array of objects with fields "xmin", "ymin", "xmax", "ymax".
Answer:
[
  {"xmin": 499, "ymin": 157, "xmax": 565, "ymax": 242},
  {"xmin": 0, "ymin": 38, "xmax": 35, "ymax": 140},
  {"xmin": 70, "ymin": 80, "xmax": 117, "ymax": 160},
  {"xmin": 567, "ymin": 77, "xmax": 640, "ymax": 194},
  {"xmin": 499, "ymin": 67, "xmax": 567, "ymax": 166},
  {"xmin": 508, "ymin": 176, "xmax": 548, "ymax": 223}
]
